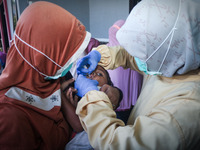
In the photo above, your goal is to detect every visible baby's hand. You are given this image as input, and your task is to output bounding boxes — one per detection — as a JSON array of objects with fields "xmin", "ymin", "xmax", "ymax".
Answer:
[
  {"xmin": 100, "ymin": 84, "xmax": 120, "ymax": 110},
  {"xmin": 60, "ymin": 78, "xmax": 78, "ymax": 107},
  {"xmin": 65, "ymin": 87, "xmax": 79, "ymax": 107}
]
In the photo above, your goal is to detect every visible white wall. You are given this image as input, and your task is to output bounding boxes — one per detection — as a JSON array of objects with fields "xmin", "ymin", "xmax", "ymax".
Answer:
[
  {"xmin": 17, "ymin": 0, "xmax": 90, "ymax": 31},
  {"xmin": 46, "ymin": 0, "xmax": 90, "ymax": 32},
  {"xmin": 6, "ymin": 0, "xmax": 14, "ymax": 38},
  {"xmin": 89, "ymin": 0, "xmax": 129, "ymax": 40},
  {"xmin": 16, "ymin": 0, "xmax": 129, "ymax": 40}
]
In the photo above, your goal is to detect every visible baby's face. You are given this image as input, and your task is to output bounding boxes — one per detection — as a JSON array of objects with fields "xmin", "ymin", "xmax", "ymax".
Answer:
[{"xmin": 87, "ymin": 65, "xmax": 108, "ymax": 86}]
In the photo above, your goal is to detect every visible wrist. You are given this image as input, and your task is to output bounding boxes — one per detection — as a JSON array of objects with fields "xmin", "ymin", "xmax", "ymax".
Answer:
[
  {"xmin": 77, "ymin": 86, "xmax": 99, "ymax": 98},
  {"xmin": 83, "ymin": 86, "xmax": 99, "ymax": 97}
]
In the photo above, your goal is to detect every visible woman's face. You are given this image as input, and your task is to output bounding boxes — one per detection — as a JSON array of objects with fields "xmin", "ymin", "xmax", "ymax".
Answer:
[{"xmin": 87, "ymin": 65, "xmax": 108, "ymax": 86}]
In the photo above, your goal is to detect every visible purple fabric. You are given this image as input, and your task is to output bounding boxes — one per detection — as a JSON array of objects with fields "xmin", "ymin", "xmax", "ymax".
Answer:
[
  {"xmin": 0, "ymin": 52, "xmax": 6, "ymax": 64},
  {"xmin": 108, "ymin": 67, "xmax": 143, "ymax": 111},
  {"xmin": 107, "ymin": 20, "xmax": 143, "ymax": 111},
  {"xmin": 85, "ymin": 38, "xmax": 100, "ymax": 54},
  {"xmin": 0, "ymin": 52, "xmax": 7, "ymax": 70}
]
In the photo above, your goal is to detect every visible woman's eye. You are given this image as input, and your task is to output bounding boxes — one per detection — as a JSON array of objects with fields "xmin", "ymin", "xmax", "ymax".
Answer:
[{"xmin": 96, "ymin": 73, "xmax": 103, "ymax": 76}]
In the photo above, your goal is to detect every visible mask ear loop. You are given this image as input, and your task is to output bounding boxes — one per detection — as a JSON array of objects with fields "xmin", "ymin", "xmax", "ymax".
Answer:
[
  {"xmin": 157, "ymin": 0, "xmax": 181, "ymax": 72},
  {"xmin": 13, "ymin": 32, "xmax": 62, "ymax": 77},
  {"xmin": 14, "ymin": 33, "xmax": 63, "ymax": 68},
  {"xmin": 14, "ymin": 34, "xmax": 48, "ymax": 77},
  {"xmin": 145, "ymin": 0, "xmax": 181, "ymax": 73}
]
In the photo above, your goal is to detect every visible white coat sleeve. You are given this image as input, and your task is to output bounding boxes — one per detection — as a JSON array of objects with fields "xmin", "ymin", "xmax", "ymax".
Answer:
[
  {"xmin": 76, "ymin": 90, "xmax": 183, "ymax": 150},
  {"xmin": 95, "ymin": 45, "xmax": 142, "ymax": 73}
]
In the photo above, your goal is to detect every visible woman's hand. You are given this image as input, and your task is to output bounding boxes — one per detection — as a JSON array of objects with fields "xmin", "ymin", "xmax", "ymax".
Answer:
[
  {"xmin": 75, "ymin": 74, "xmax": 99, "ymax": 97},
  {"xmin": 76, "ymin": 50, "xmax": 101, "ymax": 75}
]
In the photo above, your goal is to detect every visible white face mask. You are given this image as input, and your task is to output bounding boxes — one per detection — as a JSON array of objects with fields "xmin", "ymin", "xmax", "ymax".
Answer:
[
  {"xmin": 13, "ymin": 32, "xmax": 73, "ymax": 80},
  {"xmin": 134, "ymin": 57, "xmax": 162, "ymax": 75},
  {"xmin": 134, "ymin": 2, "xmax": 180, "ymax": 76},
  {"xmin": 116, "ymin": 0, "xmax": 198, "ymax": 77},
  {"xmin": 45, "ymin": 63, "xmax": 73, "ymax": 80}
]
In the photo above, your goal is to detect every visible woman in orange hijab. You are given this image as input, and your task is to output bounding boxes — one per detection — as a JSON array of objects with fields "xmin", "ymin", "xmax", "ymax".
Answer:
[{"xmin": 0, "ymin": 1, "xmax": 91, "ymax": 149}]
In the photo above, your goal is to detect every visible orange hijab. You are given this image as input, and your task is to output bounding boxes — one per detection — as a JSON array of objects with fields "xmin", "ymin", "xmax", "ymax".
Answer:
[{"xmin": 0, "ymin": 1, "xmax": 89, "ymax": 98}]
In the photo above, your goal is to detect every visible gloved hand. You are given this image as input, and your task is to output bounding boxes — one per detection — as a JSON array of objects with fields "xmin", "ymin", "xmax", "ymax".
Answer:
[
  {"xmin": 76, "ymin": 50, "xmax": 101, "ymax": 75},
  {"xmin": 75, "ymin": 74, "xmax": 99, "ymax": 97}
]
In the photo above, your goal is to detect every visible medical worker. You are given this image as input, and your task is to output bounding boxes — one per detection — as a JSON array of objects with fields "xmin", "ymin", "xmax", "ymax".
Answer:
[
  {"xmin": 0, "ymin": 1, "xmax": 93, "ymax": 149},
  {"xmin": 75, "ymin": 0, "xmax": 200, "ymax": 149}
]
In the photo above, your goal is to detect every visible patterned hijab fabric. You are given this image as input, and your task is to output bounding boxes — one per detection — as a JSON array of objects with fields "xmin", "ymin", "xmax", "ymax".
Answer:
[
  {"xmin": 117, "ymin": 0, "xmax": 200, "ymax": 77},
  {"xmin": 0, "ymin": 1, "xmax": 89, "ymax": 98}
]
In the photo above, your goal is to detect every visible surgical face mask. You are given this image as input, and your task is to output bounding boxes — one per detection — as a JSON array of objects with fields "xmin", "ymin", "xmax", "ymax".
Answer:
[
  {"xmin": 13, "ymin": 32, "xmax": 72, "ymax": 80},
  {"xmin": 134, "ymin": 22, "xmax": 177, "ymax": 76},
  {"xmin": 134, "ymin": 57, "xmax": 162, "ymax": 75},
  {"xmin": 45, "ymin": 63, "xmax": 73, "ymax": 80},
  {"xmin": 134, "ymin": 0, "xmax": 182, "ymax": 76}
]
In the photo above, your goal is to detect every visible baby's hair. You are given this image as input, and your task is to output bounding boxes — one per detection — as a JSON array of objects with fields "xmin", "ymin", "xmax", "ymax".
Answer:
[{"xmin": 103, "ymin": 68, "xmax": 114, "ymax": 87}]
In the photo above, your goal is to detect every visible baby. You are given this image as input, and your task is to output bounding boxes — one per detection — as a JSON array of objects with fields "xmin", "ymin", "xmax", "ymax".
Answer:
[
  {"xmin": 61, "ymin": 65, "xmax": 123, "ymax": 149},
  {"xmin": 62, "ymin": 65, "xmax": 121, "ymax": 108},
  {"xmin": 87, "ymin": 65, "xmax": 113, "ymax": 88}
]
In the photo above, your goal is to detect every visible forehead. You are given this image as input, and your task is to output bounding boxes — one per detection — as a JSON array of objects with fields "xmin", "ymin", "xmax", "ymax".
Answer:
[{"xmin": 96, "ymin": 65, "xmax": 107, "ymax": 74}]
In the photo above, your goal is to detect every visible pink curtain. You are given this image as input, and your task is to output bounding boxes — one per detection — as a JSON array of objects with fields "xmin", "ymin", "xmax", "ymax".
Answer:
[{"xmin": 107, "ymin": 20, "xmax": 143, "ymax": 111}]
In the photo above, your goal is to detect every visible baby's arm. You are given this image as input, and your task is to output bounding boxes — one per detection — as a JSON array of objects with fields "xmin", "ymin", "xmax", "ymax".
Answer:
[{"xmin": 60, "ymin": 79, "xmax": 83, "ymax": 133}]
